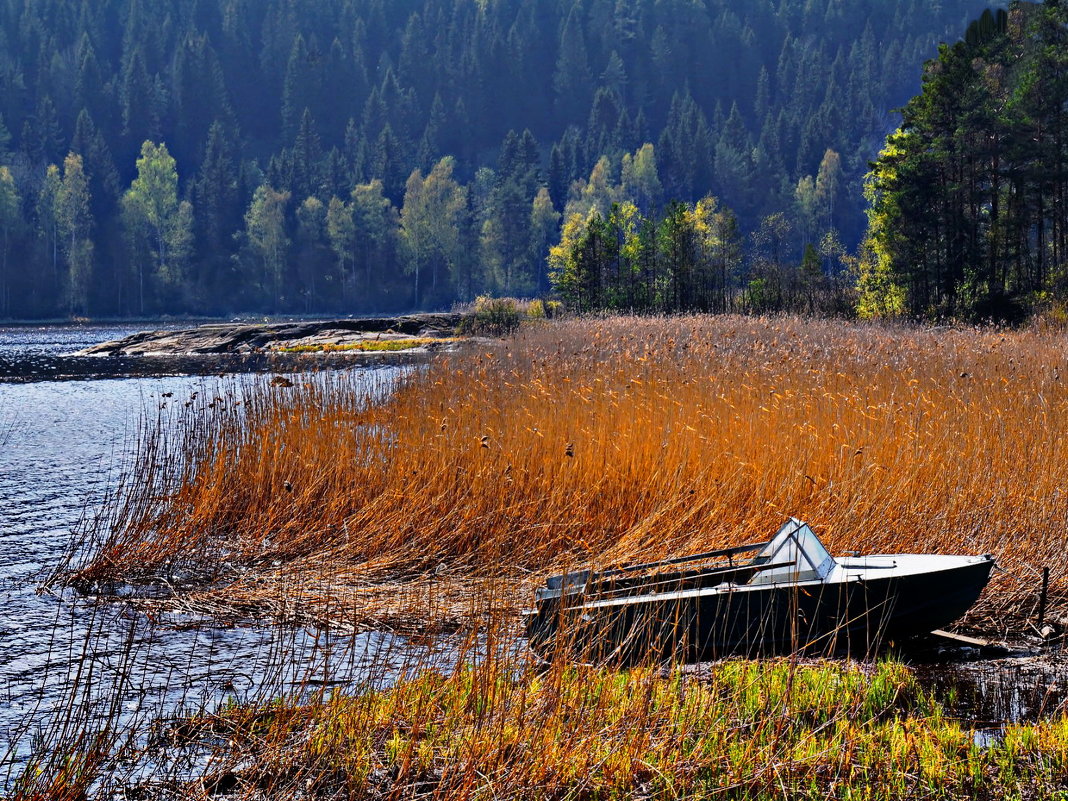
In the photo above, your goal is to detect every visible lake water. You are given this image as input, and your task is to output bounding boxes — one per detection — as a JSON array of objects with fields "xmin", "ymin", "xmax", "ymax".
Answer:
[{"xmin": 0, "ymin": 326, "xmax": 437, "ymax": 787}]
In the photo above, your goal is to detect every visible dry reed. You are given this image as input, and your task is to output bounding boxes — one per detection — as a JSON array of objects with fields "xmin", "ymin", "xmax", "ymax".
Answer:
[
  {"xmin": 65, "ymin": 315, "xmax": 1068, "ymax": 634},
  {"xmin": 19, "ymin": 314, "xmax": 1068, "ymax": 800}
]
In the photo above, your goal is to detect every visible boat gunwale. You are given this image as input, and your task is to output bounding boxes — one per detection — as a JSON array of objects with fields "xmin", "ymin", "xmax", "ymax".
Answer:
[{"xmin": 570, "ymin": 553, "xmax": 996, "ymax": 610}]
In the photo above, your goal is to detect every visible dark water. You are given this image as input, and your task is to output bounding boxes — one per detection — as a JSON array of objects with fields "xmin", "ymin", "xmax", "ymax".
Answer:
[
  {"xmin": 0, "ymin": 327, "xmax": 444, "ymax": 787},
  {"xmin": 916, "ymin": 653, "xmax": 1068, "ymax": 742}
]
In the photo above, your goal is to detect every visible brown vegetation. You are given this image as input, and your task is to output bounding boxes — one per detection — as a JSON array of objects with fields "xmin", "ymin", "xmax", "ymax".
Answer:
[{"xmin": 67, "ymin": 315, "xmax": 1068, "ymax": 634}]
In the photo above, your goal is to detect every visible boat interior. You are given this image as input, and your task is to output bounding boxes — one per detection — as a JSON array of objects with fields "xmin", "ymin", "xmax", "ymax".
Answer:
[{"xmin": 536, "ymin": 518, "xmax": 832, "ymax": 603}]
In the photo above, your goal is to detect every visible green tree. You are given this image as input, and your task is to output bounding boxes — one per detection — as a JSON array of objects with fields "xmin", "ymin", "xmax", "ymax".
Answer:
[
  {"xmin": 37, "ymin": 166, "xmax": 63, "ymax": 293},
  {"xmin": 400, "ymin": 157, "xmax": 468, "ymax": 306},
  {"xmin": 549, "ymin": 210, "xmax": 609, "ymax": 312},
  {"xmin": 748, "ymin": 212, "xmax": 794, "ymax": 312},
  {"xmin": 0, "ymin": 166, "xmax": 22, "ymax": 316},
  {"xmin": 565, "ymin": 156, "xmax": 621, "ymax": 220},
  {"xmin": 243, "ymin": 184, "xmax": 291, "ymax": 309},
  {"xmin": 57, "ymin": 153, "xmax": 95, "ymax": 315},
  {"xmin": 794, "ymin": 175, "xmax": 819, "ymax": 246},
  {"xmin": 480, "ymin": 178, "xmax": 532, "ymax": 296},
  {"xmin": 295, "ymin": 196, "xmax": 332, "ymax": 311},
  {"xmin": 326, "ymin": 195, "xmax": 356, "ymax": 298},
  {"xmin": 351, "ymin": 179, "xmax": 399, "ymax": 304},
  {"xmin": 692, "ymin": 195, "xmax": 740, "ymax": 312},
  {"xmin": 528, "ymin": 187, "xmax": 561, "ymax": 295},
  {"xmin": 659, "ymin": 202, "xmax": 699, "ymax": 310},
  {"xmin": 122, "ymin": 141, "xmax": 194, "ymax": 311},
  {"xmin": 815, "ymin": 149, "xmax": 844, "ymax": 231},
  {"xmin": 621, "ymin": 144, "xmax": 663, "ymax": 215}
]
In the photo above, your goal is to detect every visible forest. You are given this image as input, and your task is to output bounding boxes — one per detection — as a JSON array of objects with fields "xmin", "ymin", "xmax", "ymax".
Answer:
[
  {"xmin": 862, "ymin": 2, "xmax": 1068, "ymax": 322},
  {"xmin": 0, "ymin": 0, "xmax": 996, "ymax": 318}
]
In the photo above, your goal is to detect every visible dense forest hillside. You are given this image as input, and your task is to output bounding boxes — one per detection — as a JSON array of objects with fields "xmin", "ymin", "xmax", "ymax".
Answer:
[{"xmin": 0, "ymin": 0, "xmax": 996, "ymax": 317}]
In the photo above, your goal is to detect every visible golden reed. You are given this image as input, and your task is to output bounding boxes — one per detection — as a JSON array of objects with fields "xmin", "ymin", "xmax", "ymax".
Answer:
[{"xmin": 71, "ymin": 315, "xmax": 1067, "ymax": 633}]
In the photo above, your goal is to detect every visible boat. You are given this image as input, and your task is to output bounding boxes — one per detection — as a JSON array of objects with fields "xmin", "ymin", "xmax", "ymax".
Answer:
[{"xmin": 524, "ymin": 518, "xmax": 995, "ymax": 663}]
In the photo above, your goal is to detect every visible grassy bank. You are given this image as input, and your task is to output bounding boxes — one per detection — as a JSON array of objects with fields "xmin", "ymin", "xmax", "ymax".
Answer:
[
  {"xmin": 191, "ymin": 659, "xmax": 1068, "ymax": 800},
  {"xmin": 17, "ymin": 654, "xmax": 1068, "ymax": 800},
  {"xmin": 275, "ymin": 337, "xmax": 462, "ymax": 354},
  {"xmin": 67, "ymin": 314, "xmax": 1066, "ymax": 632}
]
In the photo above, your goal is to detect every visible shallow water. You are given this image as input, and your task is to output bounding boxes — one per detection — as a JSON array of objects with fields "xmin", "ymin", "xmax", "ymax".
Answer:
[
  {"xmin": 915, "ymin": 651, "xmax": 1068, "ymax": 741},
  {"xmin": 0, "ymin": 327, "xmax": 432, "ymax": 785}
]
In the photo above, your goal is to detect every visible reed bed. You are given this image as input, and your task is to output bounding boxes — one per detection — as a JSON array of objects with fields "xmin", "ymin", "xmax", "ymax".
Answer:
[
  {"xmin": 64, "ymin": 314, "xmax": 1068, "ymax": 634},
  {"xmin": 20, "ymin": 314, "xmax": 1068, "ymax": 799}
]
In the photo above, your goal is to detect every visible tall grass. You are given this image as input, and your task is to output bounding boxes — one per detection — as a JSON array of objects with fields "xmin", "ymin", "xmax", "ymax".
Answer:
[
  {"xmin": 20, "ymin": 315, "xmax": 1068, "ymax": 799},
  {"xmin": 64, "ymin": 315, "xmax": 1066, "ymax": 632}
]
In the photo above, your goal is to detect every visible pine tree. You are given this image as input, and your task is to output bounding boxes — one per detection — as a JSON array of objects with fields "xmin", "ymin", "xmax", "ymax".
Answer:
[
  {"xmin": 28, "ymin": 96, "xmax": 66, "ymax": 165},
  {"xmin": 417, "ymin": 93, "xmax": 446, "ymax": 171},
  {"xmin": 70, "ymin": 109, "xmax": 120, "ymax": 215},
  {"xmin": 121, "ymin": 48, "xmax": 156, "ymax": 143},
  {"xmin": 292, "ymin": 108, "xmax": 323, "ymax": 201},
  {"xmin": 553, "ymin": 7, "xmax": 593, "ymax": 121},
  {"xmin": 0, "ymin": 115, "xmax": 10, "ymax": 163},
  {"xmin": 193, "ymin": 120, "xmax": 239, "ymax": 256},
  {"xmin": 281, "ymin": 34, "xmax": 319, "ymax": 141},
  {"xmin": 548, "ymin": 143, "xmax": 570, "ymax": 213}
]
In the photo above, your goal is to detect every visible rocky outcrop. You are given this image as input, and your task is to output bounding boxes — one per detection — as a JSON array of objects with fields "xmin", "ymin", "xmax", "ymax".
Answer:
[{"xmin": 76, "ymin": 313, "xmax": 466, "ymax": 356}]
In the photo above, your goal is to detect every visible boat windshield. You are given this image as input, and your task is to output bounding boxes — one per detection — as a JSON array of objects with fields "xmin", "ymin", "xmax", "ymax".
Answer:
[{"xmin": 749, "ymin": 518, "xmax": 836, "ymax": 584}]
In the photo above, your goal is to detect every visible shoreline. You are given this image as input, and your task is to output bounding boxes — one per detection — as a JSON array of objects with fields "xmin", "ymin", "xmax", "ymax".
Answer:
[{"xmin": 73, "ymin": 312, "xmax": 469, "ymax": 357}]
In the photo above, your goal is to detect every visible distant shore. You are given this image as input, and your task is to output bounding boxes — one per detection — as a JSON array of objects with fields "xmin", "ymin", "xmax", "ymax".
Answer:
[
  {"xmin": 0, "ymin": 312, "xmax": 475, "ymax": 382},
  {"xmin": 74, "ymin": 312, "xmax": 468, "ymax": 357}
]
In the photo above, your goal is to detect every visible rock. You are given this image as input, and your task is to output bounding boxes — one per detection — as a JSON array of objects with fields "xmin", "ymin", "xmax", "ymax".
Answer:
[{"xmin": 75, "ymin": 313, "xmax": 468, "ymax": 356}]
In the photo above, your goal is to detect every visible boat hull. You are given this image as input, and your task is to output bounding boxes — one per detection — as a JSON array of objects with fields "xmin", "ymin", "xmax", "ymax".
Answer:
[{"xmin": 527, "ymin": 557, "xmax": 994, "ymax": 663}]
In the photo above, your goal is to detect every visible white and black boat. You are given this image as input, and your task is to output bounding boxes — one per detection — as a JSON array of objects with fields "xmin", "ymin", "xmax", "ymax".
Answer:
[{"xmin": 524, "ymin": 518, "xmax": 995, "ymax": 662}]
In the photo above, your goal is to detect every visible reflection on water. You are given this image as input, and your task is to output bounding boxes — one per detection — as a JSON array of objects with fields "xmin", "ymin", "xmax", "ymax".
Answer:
[
  {"xmin": 0, "ymin": 326, "xmax": 422, "ymax": 784},
  {"xmin": 915, "ymin": 653, "xmax": 1068, "ymax": 745}
]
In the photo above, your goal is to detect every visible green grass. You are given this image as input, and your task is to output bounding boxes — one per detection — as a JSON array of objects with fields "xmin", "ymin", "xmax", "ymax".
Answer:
[
  {"xmin": 85, "ymin": 658, "xmax": 1067, "ymax": 800},
  {"xmin": 277, "ymin": 337, "xmax": 459, "ymax": 353}
]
